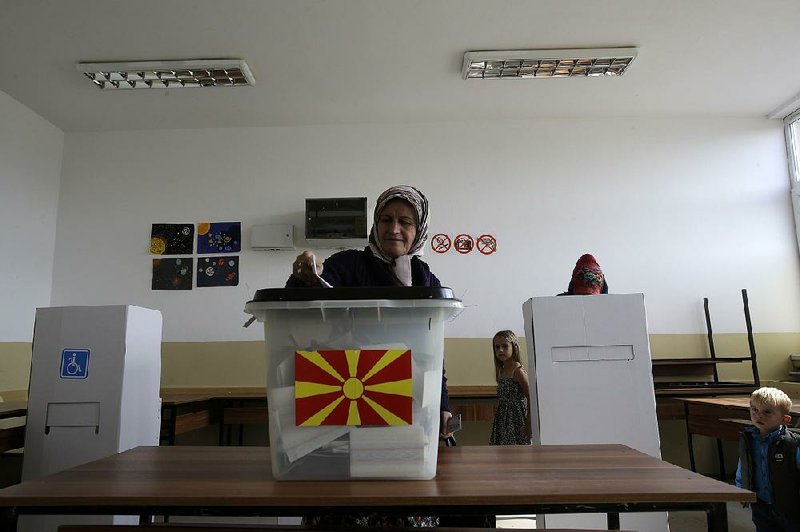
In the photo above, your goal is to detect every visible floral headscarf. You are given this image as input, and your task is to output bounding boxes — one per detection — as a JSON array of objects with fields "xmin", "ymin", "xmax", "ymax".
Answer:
[
  {"xmin": 571, "ymin": 254, "xmax": 605, "ymax": 295},
  {"xmin": 369, "ymin": 185, "xmax": 429, "ymax": 260},
  {"xmin": 368, "ymin": 185, "xmax": 430, "ymax": 286}
]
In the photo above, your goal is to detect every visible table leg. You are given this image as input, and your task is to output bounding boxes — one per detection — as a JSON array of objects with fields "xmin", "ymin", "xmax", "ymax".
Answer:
[
  {"xmin": 167, "ymin": 404, "xmax": 177, "ymax": 446},
  {"xmin": 706, "ymin": 502, "xmax": 728, "ymax": 532},
  {"xmin": 607, "ymin": 511, "xmax": 620, "ymax": 530},
  {"xmin": 0, "ymin": 507, "xmax": 17, "ymax": 531},
  {"xmin": 238, "ymin": 400, "xmax": 245, "ymax": 446},
  {"xmin": 218, "ymin": 400, "xmax": 225, "ymax": 446},
  {"xmin": 685, "ymin": 403, "xmax": 697, "ymax": 471},
  {"xmin": 716, "ymin": 438, "xmax": 726, "ymax": 480}
]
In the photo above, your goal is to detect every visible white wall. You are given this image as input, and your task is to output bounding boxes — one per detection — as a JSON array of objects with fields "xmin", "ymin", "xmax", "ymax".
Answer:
[
  {"xmin": 52, "ymin": 118, "xmax": 798, "ymax": 341},
  {"xmin": 0, "ymin": 90, "xmax": 63, "ymax": 341}
]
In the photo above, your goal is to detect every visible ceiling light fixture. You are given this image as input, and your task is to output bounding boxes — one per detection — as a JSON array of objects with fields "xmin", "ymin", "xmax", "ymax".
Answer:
[
  {"xmin": 462, "ymin": 48, "xmax": 637, "ymax": 80},
  {"xmin": 76, "ymin": 59, "xmax": 255, "ymax": 90}
]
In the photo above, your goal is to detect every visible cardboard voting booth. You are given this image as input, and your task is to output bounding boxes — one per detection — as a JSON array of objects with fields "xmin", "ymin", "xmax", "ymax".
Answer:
[
  {"xmin": 245, "ymin": 287, "xmax": 462, "ymax": 480},
  {"xmin": 21, "ymin": 305, "xmax": 162, "ymax": 532},
  {"xmin": 522, "ymin": 294, "xmax": 667, "ymax": 532}
]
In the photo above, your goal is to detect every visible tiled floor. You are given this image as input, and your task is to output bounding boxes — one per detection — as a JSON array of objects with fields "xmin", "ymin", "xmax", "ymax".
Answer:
[
  {"xmin": 496, "ymin": 503, "xmax": 755, "ymax": 530},
  {"xmin": 669, "ymin": 502, "xmax": 754, "ymax": 532}
]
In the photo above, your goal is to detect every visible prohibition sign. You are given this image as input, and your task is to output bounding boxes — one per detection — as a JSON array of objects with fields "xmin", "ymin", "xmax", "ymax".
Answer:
[
  {"xmin": 454, "ymin": 234, "xmax": 474, "ymax": 254},
  {"xmin": 431, "ymin": 233, "xmax": 451, "ymax": 253},
  {"xmin": 477, "ymin": 234, "xmax": 497, "ymax": 255}
]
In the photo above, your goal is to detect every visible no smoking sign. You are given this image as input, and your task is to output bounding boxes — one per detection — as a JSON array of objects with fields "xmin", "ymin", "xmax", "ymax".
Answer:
[{"xmin": 477, "ymin": 234, "xmax": 497, "ymax": 255}]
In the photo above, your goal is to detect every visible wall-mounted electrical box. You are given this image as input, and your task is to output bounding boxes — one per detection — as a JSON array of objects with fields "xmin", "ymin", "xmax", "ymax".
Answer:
[
  {"xmin": 251, "ymin": 224, "xmax": 295, "ymax": 251},
  {"xmin": 305, "ymin": 197, "xmax": 368, "ymax": 249}
]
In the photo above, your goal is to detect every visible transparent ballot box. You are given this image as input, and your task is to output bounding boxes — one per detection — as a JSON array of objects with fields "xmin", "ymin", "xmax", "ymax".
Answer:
[{"xmin": 244, "ymin": 287, "xmax": 462, "ymax": 480}]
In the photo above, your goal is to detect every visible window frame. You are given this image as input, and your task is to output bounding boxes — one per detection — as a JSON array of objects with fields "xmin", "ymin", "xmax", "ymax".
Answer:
[
  {"xmin": 785, "ymin": 109, "xmax": 800, "ymax": 253},
  {"xmin": 785, "ymin": 108, "xmax": 800, "ymax": 189}
]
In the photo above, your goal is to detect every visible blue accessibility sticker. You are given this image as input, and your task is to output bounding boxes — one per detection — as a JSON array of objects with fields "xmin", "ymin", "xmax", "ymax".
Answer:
[{"xmin": 60, "ymin": 349, "xmax": 89, "ymax": 379}]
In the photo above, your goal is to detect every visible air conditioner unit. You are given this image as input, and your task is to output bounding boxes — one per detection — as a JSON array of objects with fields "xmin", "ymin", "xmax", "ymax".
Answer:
[{"xmin": 251, "ymin": 224, "xmax": 295, "ymax": 251}]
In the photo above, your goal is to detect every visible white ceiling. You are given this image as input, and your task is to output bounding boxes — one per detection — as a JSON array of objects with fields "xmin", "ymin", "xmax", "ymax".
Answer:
[{"xmin": 2, "ymin": 0, "xmax": 800, "ymax": 132}]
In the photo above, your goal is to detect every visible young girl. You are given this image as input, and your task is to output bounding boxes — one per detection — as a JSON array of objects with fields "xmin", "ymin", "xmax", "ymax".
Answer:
[{"xmin": 489, "ymin": 330, "xmax": 533, "ymax": 445}]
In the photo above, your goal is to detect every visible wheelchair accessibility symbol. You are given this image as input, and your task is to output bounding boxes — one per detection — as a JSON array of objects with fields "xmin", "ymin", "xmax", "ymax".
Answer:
[{"xmin": 60, "ymin": 349, "xmax": 89, "ymax": 379}]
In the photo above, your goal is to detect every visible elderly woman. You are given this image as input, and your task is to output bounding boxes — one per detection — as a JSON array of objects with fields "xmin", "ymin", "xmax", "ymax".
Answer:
[
  {"xmin": 287, "ymin": 185, "xmax": 437, "ymax": 289},
  {"xmin": 286, "ymin": 185, "xmax": 454, "ymax": 527},
  {"xmin": 286, "ymin": 184, "xmax": 452, "ymax": 436}
]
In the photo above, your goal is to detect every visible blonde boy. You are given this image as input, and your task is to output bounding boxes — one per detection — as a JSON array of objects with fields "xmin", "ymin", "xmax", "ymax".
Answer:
[{"xmin": 735, "ymin": 387, "xmax": 800, "ymax": 532}]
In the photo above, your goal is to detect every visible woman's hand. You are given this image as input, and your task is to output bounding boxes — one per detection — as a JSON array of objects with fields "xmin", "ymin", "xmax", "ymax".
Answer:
[{"xmin": 292, "ymin": 251, "xmax": 324, "ymax": 285}]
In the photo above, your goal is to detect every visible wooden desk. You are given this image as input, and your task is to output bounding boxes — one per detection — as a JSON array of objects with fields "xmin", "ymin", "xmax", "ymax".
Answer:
[
  {"xmin": 0, "ymin": 403, "xmax": 27, "ymax": 453},
  {"xmin": 448, "ymin": 385, "xmax": 496, "ymax": 422},
  {"xmin": 159, "ymin": 388, "xmax": 268, "ymax": 446},
  {"xmin": 0, "ymin": 390, "xmax": 267, "ymax": 450},
  {"xmin": 159, "ymin": 392, "xmax": 218, "ymax": 446},
  {"xmin": 0, "ymin": 404, "xmax": 27, "ymax": 421},
  {"xmin": 160, "ymin": 386, "xmax": 501, "ymax": 444},
  {"xmin": 678, "ymin": 396, "xmax": 800, "ymax": 478},
  {"xmin": 0, "ymin": 444, "xmax": 753, "ymax": 532},
  {"xmin": 0, "ymin": 393, "xmax": 224, "ymax": 448}
]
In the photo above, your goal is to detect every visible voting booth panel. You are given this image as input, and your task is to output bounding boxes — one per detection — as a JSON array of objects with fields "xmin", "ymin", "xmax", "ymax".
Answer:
[
  {"xmin": 522, "ymin": 294, "xmax": 667, "ymax": 532},
  {"xmin": 21, "ymin": 305, "xmax": 162, "ymax": 532}
]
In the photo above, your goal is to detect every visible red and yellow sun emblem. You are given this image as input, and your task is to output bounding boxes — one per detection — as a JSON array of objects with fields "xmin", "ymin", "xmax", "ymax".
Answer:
[{"xmin": 294, "ymin": 349, "xmax": 412, "ymax": 427}]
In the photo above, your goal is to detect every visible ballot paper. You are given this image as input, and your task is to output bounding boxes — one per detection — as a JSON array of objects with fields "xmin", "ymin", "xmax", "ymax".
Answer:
[
  {"xmin": 349, "ymin": 425, "xmax": 427, "ymax": 478},
  {"xmin": 269, "ymin": 386, "xmax": 351, "ymax": 463}
]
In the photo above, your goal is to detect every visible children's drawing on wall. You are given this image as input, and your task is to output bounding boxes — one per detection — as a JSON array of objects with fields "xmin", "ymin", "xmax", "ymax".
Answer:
[
  {"xmin": 150, "ymin": 223, "xmax": 194, "ymax": 255},
  {"xmin": 197, "ymin": 256, "xmax": 239, "ymax": 287},
  {"xmin": 152, "ymin": 258, "xmax": 193, "ymax": 290},
  {"xmin": 197, "ymin": 222, "xmax": 241, "ymax": 254}
]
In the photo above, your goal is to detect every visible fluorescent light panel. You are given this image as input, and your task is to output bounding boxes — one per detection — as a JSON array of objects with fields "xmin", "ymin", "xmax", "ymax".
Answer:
[
  {"xmin": 76, "ymin": 59, "xmax": 255, "ymax": 89},
  {"xmin": 462, "ymin": 48, "xmax": 637, "ymax": 79}
]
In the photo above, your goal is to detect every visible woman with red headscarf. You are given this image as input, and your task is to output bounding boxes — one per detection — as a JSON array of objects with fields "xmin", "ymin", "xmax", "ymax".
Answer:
[{"xmin": 559, "ymin": 253, "xmax": 608, "ymax": 295}]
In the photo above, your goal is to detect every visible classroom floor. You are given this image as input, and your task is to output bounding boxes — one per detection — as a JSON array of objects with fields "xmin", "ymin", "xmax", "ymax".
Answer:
[
  {"xmin": 494, "ymin": 503, "xmax": 754, "ymax": 530},
  {"xmin": 668, "ymin": 502, "xmax": 754, "ymax": 532}
]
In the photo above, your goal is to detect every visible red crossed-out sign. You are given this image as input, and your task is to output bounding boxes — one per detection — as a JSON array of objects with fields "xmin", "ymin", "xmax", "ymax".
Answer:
[
  {"xmin": 477, "ymin": 234, "xmax": 497, "ymax": 255},
  {"xmin": 454, "ymin": 234, "xmax": 474, "ymax": 254},
  {"xmin": 431, "ymin": 233, "xmax": 451, "ymax": 253}
]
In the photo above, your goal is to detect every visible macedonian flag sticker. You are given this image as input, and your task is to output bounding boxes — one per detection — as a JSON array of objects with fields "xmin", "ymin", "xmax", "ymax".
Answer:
[{"xmin": 294, "ymin": 349, "xmax": 412, "ymax": 427}]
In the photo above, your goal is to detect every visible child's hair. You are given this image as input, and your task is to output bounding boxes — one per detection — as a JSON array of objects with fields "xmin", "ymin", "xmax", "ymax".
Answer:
[
  {"xmin": 751, "ymin": 387, "xmax": 793, "ymax": 415},
  {"xmin": 492, "ymin": 330, "xmax": 522, "ymax": 382}
]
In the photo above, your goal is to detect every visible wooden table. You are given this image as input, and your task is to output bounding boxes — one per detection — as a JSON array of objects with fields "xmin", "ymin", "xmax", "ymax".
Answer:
[
  {"xmin": 159, "ymin": 388, "xmax": 269, "ymax": 446},
  {"xmin": 0, "ymin": 403, "xmax": 27, "ymax": 453},
  {"xmin": 677, "ymin": 395, "xmax": 800, "ymax": 478},
  {"xmin": 160, "ymin": 386, "xmax": 500, "ymax": 444},
  {"xmin": 0, "ymin": 387, "xmax": 501, "ymax": 447},
  {"xmin": 0, "ymin": 404, "xmax": 27, "ymax": 421},
  {"xmin": 0, "ymin": 444, "xmax": 753, "ymax": 532}
]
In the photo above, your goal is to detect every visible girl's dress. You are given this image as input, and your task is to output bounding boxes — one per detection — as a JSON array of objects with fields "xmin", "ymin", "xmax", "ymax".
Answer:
[{"xmin": 489, "ymin": 366, "xmax": 529, "ymax": 445}]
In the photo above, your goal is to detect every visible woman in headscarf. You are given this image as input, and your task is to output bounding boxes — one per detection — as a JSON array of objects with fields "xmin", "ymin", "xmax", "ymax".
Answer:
[
  {"xmin": 286, "ymin": 185, "xmax": 454, "ymax": 527},
  {"xmin": 287, "ymin": 185, "xmax": 452, "ymax": 438},
  {"xmin": 558, "ymin": 253, "xmax": 609, "ymax": 295},
  {"xmin": 287, "ymin": 184, "xmax": 437, "ymax": 289}
]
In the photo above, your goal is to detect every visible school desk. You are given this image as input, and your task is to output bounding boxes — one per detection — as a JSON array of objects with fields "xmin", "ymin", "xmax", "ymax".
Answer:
[
  {"xmin": 0, "ymin": 443, "xmax": 753, "ymax": 532},
  {"xmin": 678, "ymin": 395, "xmax": 800, "ymax": 478},
  {"xmin": 0, "ymin": 403, "xmax": 27, "ymax": 453},
  {"xmin": 160, "ymin": 386, "xmax": 500, "ymax": 445}
]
